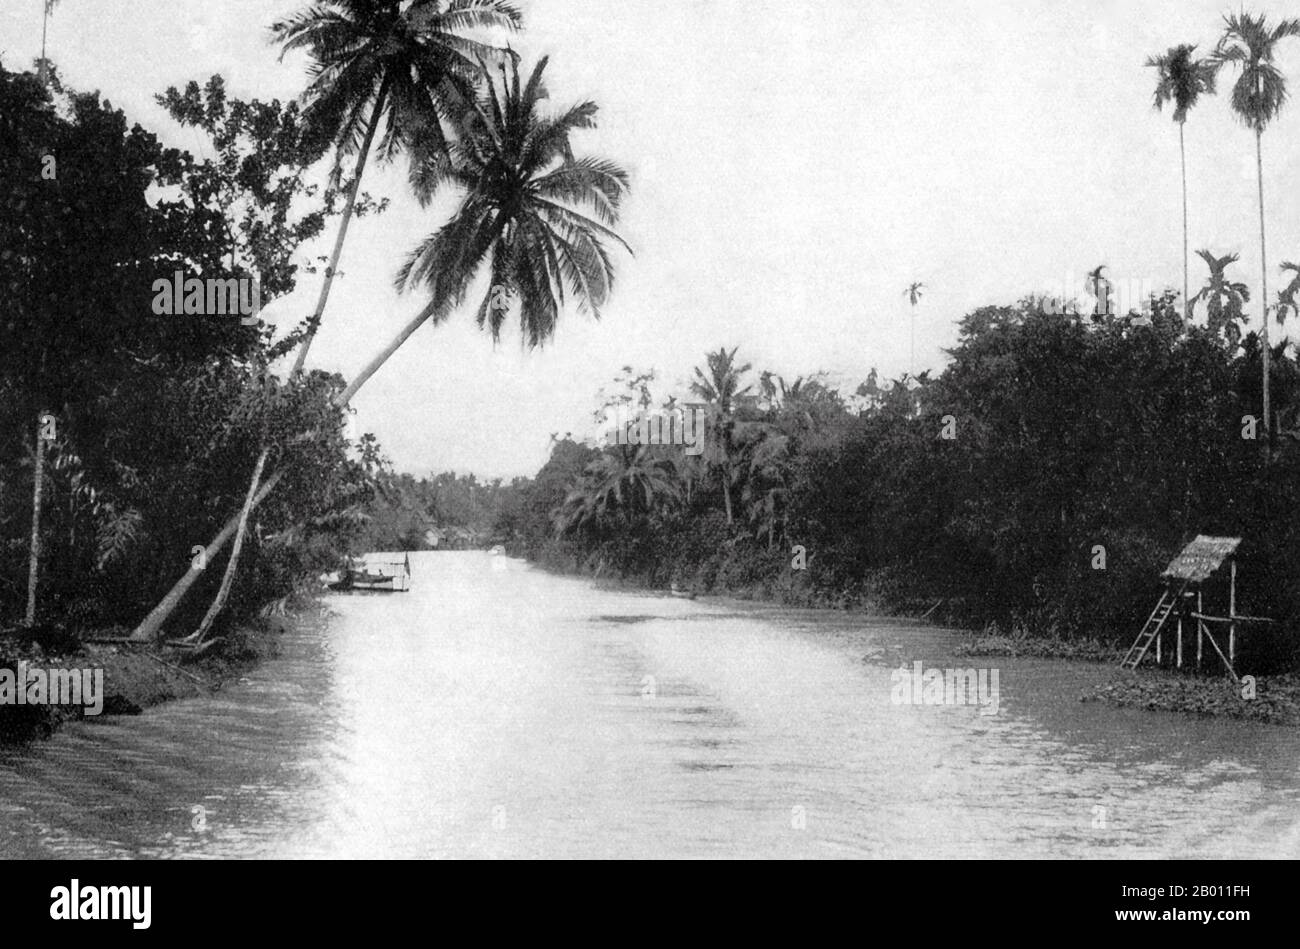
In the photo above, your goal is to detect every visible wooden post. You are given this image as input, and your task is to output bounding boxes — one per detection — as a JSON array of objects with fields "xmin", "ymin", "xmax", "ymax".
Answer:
[
  {"xmin": 1196, "ymin": 587, "xmax": 1203, "ymax": 671},
  {"xmin": 1176, "ymin": 614, "xmax": 1183, "ymax": 669},
  {"xmin": 1156, "ymin": 627, "xmax": 1162, "ymax": 665},
  {"xmin": 1229, "ymin": 559, "xmax": 1237, "ymax": 667}
]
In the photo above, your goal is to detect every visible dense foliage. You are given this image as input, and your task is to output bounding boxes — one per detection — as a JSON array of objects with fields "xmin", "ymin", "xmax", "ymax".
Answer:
[
  {"xmin": 0, "ymin": 62, "xmax": 377, "ymax": 638},
  {"xmin": 502, "ymin": 292, "xmax": 1300, "ymax": 674}
]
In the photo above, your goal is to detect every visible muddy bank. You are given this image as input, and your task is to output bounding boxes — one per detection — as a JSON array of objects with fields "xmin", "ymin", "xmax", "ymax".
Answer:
[
  {"xmin": 0, "ymin": 611, "xmax": 308, "ymax": 743},
  {"xmin": 1079, "ymin": 671, "xmax": 1300, "ymax": 726},
  {"xmin": 954, "ymin": 633, "xmax": 1300, "ymax": 726}
]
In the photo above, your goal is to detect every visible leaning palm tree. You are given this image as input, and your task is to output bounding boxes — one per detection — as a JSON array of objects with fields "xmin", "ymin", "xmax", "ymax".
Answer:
[
  {"xmin": 131, "ymin": 55, "xmax": 630, "ymax": 644},
  {"xmin": 173, "ymin": 0, "xmax": 521, "ymax": 641},
  {"xmin": 1146, "ymin": 44, "xmax": 1219, "ymax": 320},
  {"xmin": 349, "ymin": 54, "xmax": 631, "ymax": 403},
  {"xmin": 1215, "ymin": 11, "xmax": 1300, "ymax": 436},
  {"xmin": 1193, "ymin": 249, "xmax": 1251, "ymax": 346},
  {"xmin": 903, "ymin": 281, "xmax": 924, "ymax": 372},
  {"xmin": 272, "ymin": 0, "xmax": 523, "ymax": 374}
]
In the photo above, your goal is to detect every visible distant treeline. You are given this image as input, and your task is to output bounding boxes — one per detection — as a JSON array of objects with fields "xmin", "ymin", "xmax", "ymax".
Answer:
[
  {"xmin": 353, "ymin": 469, "xmax": 526, "ymax": 551},
  {"xmin": 496, "ymin": 293, "xmax": 1300, "ymax": 674}
]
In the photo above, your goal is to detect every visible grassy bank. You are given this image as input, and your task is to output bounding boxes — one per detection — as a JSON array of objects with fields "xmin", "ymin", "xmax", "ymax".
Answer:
[{"xmin": 0, "ymin": 610, "xmax": 301, "ymax": 744}]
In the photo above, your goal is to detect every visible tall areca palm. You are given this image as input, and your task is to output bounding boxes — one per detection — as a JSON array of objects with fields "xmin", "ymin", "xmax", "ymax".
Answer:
[
  {"xmin": 346, "ymin": 54, "xmax": 631, "ymax": 403},
  {"xmin": 903, "ymin": 281, "xmax": 924, "ymax": 372},
  {"xmin": 272, "ymin": 0, "xmax": 523, "ymax": 374},
  {"xmin": 1146, "ymin": 44, "xmax": 1218, "ymax": 321},
  {"xmin": 1215, "ymin": 11, "xmax": 1300, "ymax": 436},
  {"xmin": 38, "ymin": 1, "xmax": 60, "ymax": 85},
  {"xmin": 690, "ymin": 347, "xmax": 753, "ymax": 526}
]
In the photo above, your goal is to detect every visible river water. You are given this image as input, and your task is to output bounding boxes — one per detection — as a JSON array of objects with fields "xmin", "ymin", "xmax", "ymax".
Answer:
[{"xmin": 1, "ymin": 551, "xmax": 1297, "ymax": 858}]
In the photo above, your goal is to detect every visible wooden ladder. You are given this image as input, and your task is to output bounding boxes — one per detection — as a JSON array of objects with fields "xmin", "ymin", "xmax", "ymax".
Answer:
[{"xmin": 1120, "ymin": 583, "xmax": 1185, "ymax": 670}]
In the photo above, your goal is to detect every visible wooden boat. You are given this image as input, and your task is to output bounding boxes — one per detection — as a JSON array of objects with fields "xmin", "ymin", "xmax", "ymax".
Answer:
[{"xmin": 329, "ymin": 554, "xmax": 411, "ymax": 593}]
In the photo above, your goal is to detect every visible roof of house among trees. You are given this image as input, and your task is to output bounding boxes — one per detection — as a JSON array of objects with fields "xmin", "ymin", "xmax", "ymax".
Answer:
[{"xmin": 1162, "ymin": 535, "xmax": 1241, "ymax": 583}]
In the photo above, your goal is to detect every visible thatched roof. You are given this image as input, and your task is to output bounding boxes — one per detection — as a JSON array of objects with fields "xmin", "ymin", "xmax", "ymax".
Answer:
[{"xmin": 1162, "ymin": 535, "xmax": 1241, "ymax": 583}]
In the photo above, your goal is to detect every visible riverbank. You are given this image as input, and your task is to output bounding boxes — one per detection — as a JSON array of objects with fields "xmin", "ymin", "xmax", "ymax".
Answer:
[
  {"xmin": 569, "ymin": 560, "xmax": 1300, "ymax": 727},
  {"xmin": 0, "ymin": 607, "xmax": 315, "ymax": 744},
  {"xmin": 952, "ymin": 632, "xmax": 1300, "ymax": 726}
]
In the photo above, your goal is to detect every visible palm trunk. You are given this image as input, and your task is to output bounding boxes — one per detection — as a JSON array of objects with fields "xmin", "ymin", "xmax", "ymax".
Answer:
[
  {"xmin": 133, "ymin": 80, "xmax": 389, "ymax": 642},
  {"xmin": 290, "ymin": 77, "xmax": 391, "ymax": 376},
  {"xmin": 25, "ymin": 411, "xmax": 49, "ymax": 626},
  {"xmin": 910, "ymin": 307, "xmax": 916, "ymax": 375},
  {"xmin": 186, "ymin": 447, "xmax": 269, "ymax": 645},
  {"xmin": 129, "ymin": 298, "xmax": 439, "ymax": 642},
  {"xmin": 1256, "ymin": 127, "xmax": 1270, "ymax": 439},
  {"xmin": 38, "ymin": 7, "xmax": 49, "ymax": 84},
  {"xmin": 1180, "ymin": 121, "xmax": 1190, "ymax": 321},
  {"xmin": 129, "ymin": 470, "xmax": 284, "ymax": 642},
  {"xmin": 336, "ymin": 299, "xmax": 439, "ymax": 405}
]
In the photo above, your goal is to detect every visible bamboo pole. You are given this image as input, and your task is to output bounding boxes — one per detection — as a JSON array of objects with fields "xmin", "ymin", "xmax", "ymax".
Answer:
[
  {"xmin": 1229, "ymin": 559, "xmax": 1237, "ymax": 667},
  {"xmin": 1198, "ymin": 619, "xmax": 1239, "ymax": 684}
]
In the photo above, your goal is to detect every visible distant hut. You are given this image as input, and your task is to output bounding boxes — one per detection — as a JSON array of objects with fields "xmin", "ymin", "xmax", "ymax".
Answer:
[{"xmin": 1121, "ymin": 535, "xmax": 1269, "ymax": 680}]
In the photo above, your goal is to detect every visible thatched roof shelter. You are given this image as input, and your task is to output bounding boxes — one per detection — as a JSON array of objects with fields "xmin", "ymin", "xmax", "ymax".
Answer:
[{"xmin": 1161, "ymin": 535, "xmax": 1241, "ymax": 584}]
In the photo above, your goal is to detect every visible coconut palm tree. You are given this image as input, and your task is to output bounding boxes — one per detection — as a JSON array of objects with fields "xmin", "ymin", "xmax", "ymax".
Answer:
[
  {"xmin": 1215, "ymin": 11, "xmax": 1300, "ymax": 435},
  {"xmin": 130, "ymin": 54, "xmax": 630, "ymax": 643},
  {"xmin": 690, "ymin": 347, "xmax": 753, "ymax": 526},
  {"xmin": 272, "ymin": 0, "xmax": 523, "ymax": 374},
  {"xmin": 1193, "ymin": 249, "xmax": 1251, "ymax": 346},
  {"xmin": 348, "ymin": 54, "xmax": 631, "ymax": 403},
  {"xmin": 554, "ymin": 446, "xmax": 680, "ymax": 533},
  {"xmin": 1146, "ymin": 44, "xmax": 1219, "ymax": 320},
  {"xmin": 904, "ymin": 281, "xmax": 924, "ymax": 372}
]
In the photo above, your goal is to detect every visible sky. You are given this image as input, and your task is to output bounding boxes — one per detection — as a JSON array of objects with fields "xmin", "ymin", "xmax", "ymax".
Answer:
[{"xmin": 6, "ymin": 0, "xmax": 1300, "ymax": 478}]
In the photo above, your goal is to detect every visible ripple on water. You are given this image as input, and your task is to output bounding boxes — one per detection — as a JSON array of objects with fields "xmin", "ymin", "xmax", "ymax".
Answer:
[{"xmin": 0, "ymin": 552, "xmax": 1296, "ymax": 858}]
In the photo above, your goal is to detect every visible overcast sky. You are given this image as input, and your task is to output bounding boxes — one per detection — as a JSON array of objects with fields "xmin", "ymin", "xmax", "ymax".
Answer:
[{"xmin": 6, "ymin": 0, "xmax": 1300, "ymax": 478}]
